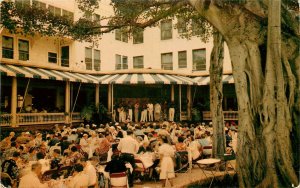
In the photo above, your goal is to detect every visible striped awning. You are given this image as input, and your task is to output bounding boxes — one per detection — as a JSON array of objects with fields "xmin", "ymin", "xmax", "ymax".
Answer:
[
  {"xmin": 0, "ymin": 64, "xmax": 99, "ymax": 84},
  {"xmin": 193, "ymin": 75, "xmax": 234, "ymax": 85},
  {"xmin": 97, "ymin": 73, "xmax": 197, "ymax": 85}
]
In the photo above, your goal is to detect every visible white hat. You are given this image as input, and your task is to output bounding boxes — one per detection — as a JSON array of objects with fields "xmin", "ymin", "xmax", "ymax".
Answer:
[{"xmin": 97, "ymin": 128, "xmax": 105, "ymax": 133}]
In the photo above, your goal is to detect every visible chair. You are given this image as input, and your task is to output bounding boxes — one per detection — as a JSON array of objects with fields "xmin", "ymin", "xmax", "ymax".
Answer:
[
  {"xmin": 97, "ymin": 172, "xmax": 106, "ymax": 188},
  {"xmin": 1, "ymin": 172, "xmax": 16, "ymax": 188},
  {"xmin": 134, "ymin": 158, "xmax": 150, "ymax": 182},
  {"xmin": 220, "ymin": 150, "xmax": 236, "ymax": 175},
  {"xmin": 109, "ymin": 171, "xmax": 128, "ymax": 188},
  {"xmin": 175, "ymin": 151, "xmax": 189, "ymax": 173},
  {"xmin": 202, "ymin": 145, "xmax": 213, "ymax": 158}
]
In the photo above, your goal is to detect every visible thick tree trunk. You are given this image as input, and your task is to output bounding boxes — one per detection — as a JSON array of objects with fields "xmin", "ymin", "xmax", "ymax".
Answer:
[
  {"xmin": 190, "ymin": 0, "xmax": 299, "ymax": 187},
  {"xmin": 209, "ymin": 30, "xmax": 225, "ymax": 158},
  {"xmin": 227, "ymin": 40, "xmax": 266, "ymax": 188},
  {"xmin": 259, "ymin": 0, "xmax": 298, "ymax": 186}
]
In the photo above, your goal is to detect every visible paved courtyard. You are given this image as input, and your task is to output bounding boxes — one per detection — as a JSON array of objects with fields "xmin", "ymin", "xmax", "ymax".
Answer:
[{"xmin": 134, "ymin": 161, "xmax": 237, "ymax": 188}]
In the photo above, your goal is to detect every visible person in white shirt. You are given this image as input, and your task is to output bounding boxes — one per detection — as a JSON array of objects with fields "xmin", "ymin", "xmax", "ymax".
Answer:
[
  {"xmin": 19, "ymin": 162, "xmax": 48, "ymax": 188},
  {"xmin": 140, "ymin": 103, "xmax": 148, "ymax": 122},
  {"xmin": 81, "ymin": 157, "xmax": 97, "ymax": 187},
  {"xmin": 66, "ymin": 163, "xmax": 89, "ymax": 188},
  {"xmin": 36, "ymin": 152, "xmax": 50, "ymax": 174},
  {"xmin": 154, "ymin": 102, "xmax": 161, "ymax": 121},
  {"xmin": 169, "ymin": 102, "xmax": 175, "ymax": 122},
  {"xmin": 88, "ymin": 132, "xmax": 99, "ymax": 158},
  {"xmin": 147, "ymin": 102, "xmax": 154, "ymax": 122},
  {"xmin": 80, "ymin": 134, "xmax": 90, "ymax": 155},
  {"xmin": 118, "ymin": 130, "xmax": 139, "ymax": 187}
]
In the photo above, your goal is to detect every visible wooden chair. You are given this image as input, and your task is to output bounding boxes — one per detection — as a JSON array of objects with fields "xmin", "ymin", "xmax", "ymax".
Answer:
[
  {"xmin": 109, "ymin": 171, "xmax": 128, "ymax": 188},
  {"xmin": 134, "ymin": 158, "xmax": 150, "ymax": 182}
]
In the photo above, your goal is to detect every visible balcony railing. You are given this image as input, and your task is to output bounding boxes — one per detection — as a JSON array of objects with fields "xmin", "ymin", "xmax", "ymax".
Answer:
[
  {"xmin": 71, "ymin": 112, "xmax": 82, "ymax": 122},
  {"xmin": 202, "ymin": 111, "xmax": 238, "ymax": 121},
  {"xmin": 0, "ymin": 112, "xmax": 83, "ymax": 126},
  {"xmin": 17, "ymin": 113, "xmax": 65, "ymax": 125},
  {"xmin": 0, "ymin": 114, "xmax": 12, "ymax": 126}
]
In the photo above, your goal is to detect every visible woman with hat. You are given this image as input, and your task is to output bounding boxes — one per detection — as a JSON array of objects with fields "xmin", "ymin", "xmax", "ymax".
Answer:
[{"xmin": 158, "ymin": 135, "xmax": 175, "ymax": 187}]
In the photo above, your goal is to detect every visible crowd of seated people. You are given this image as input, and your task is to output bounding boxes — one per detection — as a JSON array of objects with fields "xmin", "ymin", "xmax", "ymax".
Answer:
[{"xmin": 0, "ymin": 121, "xmax": 238, "ymax": 188}]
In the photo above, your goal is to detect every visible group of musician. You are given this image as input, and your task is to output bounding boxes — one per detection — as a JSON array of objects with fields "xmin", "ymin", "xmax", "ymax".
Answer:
[{"xmin": 112, "ymin": 100, "xmax": 176, "ymax": 122}]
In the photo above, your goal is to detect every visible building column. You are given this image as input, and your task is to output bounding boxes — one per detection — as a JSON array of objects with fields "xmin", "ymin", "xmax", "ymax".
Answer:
[
  {"xmin": 171, "ymin": 85, "xmax": 175, "ymax": 102},
  {"xmin": 65, "ymin": 81, "xmax": 70, "ymax": 124},
  {"xmin": 11, "ymin": 77, "xmax": 17, "ymax": 127},
  {"xmin": 108, "ymin": 84, "xmax": 112, "ymax": 113},
  {"xmin": 111, "ymin": 84, "xmax": 114, "ymax": 114},
  {"xmin": 187, "ymin": 85, "xmax": 192, "ymax": 120},
  {"xmin": 179, "ymin": 84, "xmax": 182, "ymax": 121},
  {"xmin": 95, "ymin": 84, "xmax": 99, "ymax": 106}
]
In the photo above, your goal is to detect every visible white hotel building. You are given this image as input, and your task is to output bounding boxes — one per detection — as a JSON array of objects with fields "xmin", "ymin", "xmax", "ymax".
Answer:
[{"xmin": 0, "ymin": 0, "xmax": 238, "ymax": 127}]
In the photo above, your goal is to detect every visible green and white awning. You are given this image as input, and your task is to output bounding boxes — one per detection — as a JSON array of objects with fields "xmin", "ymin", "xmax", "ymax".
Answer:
[
  {"xmin": 193, "ymin": 75, "xmax": 234, "ymax": 85},
  {"xmin": 0, "ymin": 64, "xmax": 99, "ymax": 83},
  {"xmin": 96, "ymin": 73, "xmax": 197, "ymax": 85},
  {"xmin": 1, "ymin": 64, "xmax": 235, "ymax": 85}
]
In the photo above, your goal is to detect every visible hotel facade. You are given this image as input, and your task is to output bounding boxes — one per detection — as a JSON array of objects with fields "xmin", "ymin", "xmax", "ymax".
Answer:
[{"xmin": 0, "ymin": 0, "xmax": 238, "ymax": 127}]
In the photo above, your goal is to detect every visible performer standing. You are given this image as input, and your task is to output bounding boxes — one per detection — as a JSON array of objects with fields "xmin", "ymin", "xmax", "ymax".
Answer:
[
  {"xmin": 154, "ymin": 102, "xmax": 161, "ymax": 121},
  {"xmin": 134, "ymin": 102, "xmax": 140, "ymax": 122},
  {"xmin": 147, "ymin": 102, "xmax": 154, "ymax": 122}
]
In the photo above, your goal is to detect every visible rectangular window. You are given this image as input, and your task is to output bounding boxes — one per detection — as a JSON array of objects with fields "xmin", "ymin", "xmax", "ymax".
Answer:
[
  {"xmin": 84, "ymin": 11, "xmax": 92, "ymax": 21},
  {"xmin": 115, "ymin": 29, "xmax": 128, "ymax": 43},
  {"xmin": 177, "ymin": 17, "xmax": 187, "ymax": 33},
  {"xmin": 122, "ymin": 56, "xmax": 128, "ymax": 69},
  {"xmin": 192, "ymin": 49, "xmax": 206, "ymax": 71},
  {"xmin": 85, "ymin": 47, "xmax": 92, "ymax": 70},
  {"xmin": 15, "ymin": 0, "xmax": 30, "ymax": 8},
  {"xmin": 161, "ymin": 53, "xmax": 173, "ymax": 70},
  {"xmin": 161, "ymin": 19, "xmax": 172, "ymax": 40},
  {"xmin": 115, "ymin": 29, "xmax": 122, "ymax": 41},
  {"xmin": 121, "ymin": 32, "xmax": 128, "ymax": 43},
  {"xmin": 115, "ymin": 54, "xmax": 122, "ymax": 70},
  {"xmin": 192, "ymin": 20, "xmax": 203, "ymax": 36},
  {"xmin": 178, "ymin": 51, "xmax": 187, "ymax": 68},
  {"xmin": 61, "ymin": 46, "xmax": 69, "ymax": 67},
  {"xmin": 93, "ymin": 14, "xmax": 100, "ymax": 24},
  {"xmin": 32, "ymin": 0, "xmax": 46, "ymax": 9},
  {"xmin": 18, "ymin": 39, "xmax": 29, "ymax": 61},
  {"xmin": 133, "ymin": 56, "xmax": 144, "ymax": 69},
  {"xmin": 48, "ymin": 5, "xmax": 61, "ymax": 17},
  {"xmin": 62, "ymin": 10, "xmax": 74, "ymax": 21},
  {"xmin": 133, "ymin": 29, "xmax": 143, "ymax": 44},
  {"xmin": 94, "ymin": 49, "xmax": 101, "ymax": 71},
  {"xmin": 48, "ymin": 52, "xmax": 57, "ymax": 63},
  {"xmin": 2, "ymin": 36, "xmax": 14, "ymax": 59}
]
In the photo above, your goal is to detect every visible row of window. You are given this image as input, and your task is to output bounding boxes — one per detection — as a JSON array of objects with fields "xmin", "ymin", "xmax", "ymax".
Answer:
[
  {"xmin": 2, "ymin": 36, "xmax": 70, "ymax": 67},
  {"xmin": 2, "ymin": 35, "xmax": 204, "ymax": 71},
  {"xmin": 115, "ymin": 29, "xmax": 143, "ymax": 44},
  {"xmin": 115, "ymin": 19, "xmax": 203, "ymax": 44},
  {"xmin": 15, "ymin": 0, "xmax": 74, "ymax": 21},
  {"xmin": 2, "ymin": 36, "xmax": 29, "ymax": 61},
  {"xmin": 115, "ymin": 49, "xmax": 206, "ymax": 71}
]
